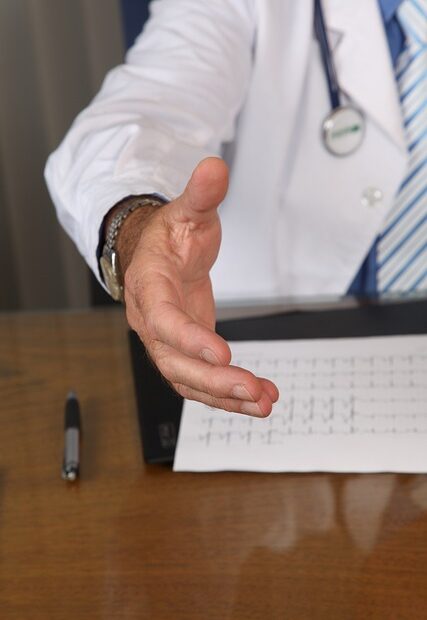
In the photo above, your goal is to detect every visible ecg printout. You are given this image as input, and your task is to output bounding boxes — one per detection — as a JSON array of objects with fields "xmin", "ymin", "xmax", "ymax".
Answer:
[{"xmin": 173, "ymin": 334, "xmax": 427, "ymax": 472}]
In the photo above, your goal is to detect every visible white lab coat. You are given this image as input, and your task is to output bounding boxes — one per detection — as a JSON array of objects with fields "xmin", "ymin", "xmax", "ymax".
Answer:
[{"xmin": 45, "ymin": 0, "xmax": 408, "ymax": 302}]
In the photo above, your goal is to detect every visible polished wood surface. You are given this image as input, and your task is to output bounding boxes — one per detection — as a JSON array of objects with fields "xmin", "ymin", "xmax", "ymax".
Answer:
[{"xmin": 1, "ymin": 309, "xmax": 427, "ymax": 619}]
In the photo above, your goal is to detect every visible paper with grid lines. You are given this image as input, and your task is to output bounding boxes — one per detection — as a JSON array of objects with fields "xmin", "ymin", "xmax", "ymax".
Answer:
[{"xmin": 174, "ymin": 334, "xmax": 427, "ymax": 472}]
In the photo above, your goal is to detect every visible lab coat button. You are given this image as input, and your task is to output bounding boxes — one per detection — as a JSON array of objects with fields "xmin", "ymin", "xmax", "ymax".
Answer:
[{"xmin": 361, "ymin": 187, "xmax": 383, "ymax": 208}]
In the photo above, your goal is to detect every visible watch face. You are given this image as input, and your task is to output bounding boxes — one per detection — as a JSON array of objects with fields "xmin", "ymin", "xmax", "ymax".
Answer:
[{"xmin": 100, "ymin": 255, "xmax": 122, "ymax": 302}]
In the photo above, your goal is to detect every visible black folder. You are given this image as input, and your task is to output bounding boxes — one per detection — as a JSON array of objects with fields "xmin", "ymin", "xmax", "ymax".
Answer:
[{"xmin": 128, "ymin": 298, "xmax": 427, "ymax": 464}]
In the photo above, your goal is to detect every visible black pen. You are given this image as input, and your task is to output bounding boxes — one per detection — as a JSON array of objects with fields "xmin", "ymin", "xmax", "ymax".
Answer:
[{"xmin": 62, "ymin": 391, "xmax": 81, "ymax": 482}]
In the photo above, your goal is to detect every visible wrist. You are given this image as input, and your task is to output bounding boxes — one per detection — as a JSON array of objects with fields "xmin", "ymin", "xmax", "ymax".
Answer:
[
  {"xmin": 100, "ymin": 195, "xmax": 167, "ymax": 301},
  {"xmin": 115, "ymin": 204, "xmax": 160, "ymax": 277}
]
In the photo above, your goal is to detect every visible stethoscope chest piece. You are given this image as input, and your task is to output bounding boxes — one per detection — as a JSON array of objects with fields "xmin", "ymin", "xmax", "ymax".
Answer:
[{"xmin": 322, "ymin": 105, "xmax": 365, "ymax": 157}]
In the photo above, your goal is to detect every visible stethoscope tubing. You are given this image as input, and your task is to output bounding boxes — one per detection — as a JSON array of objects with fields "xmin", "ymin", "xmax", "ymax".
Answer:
[{"xmin": 314, "ymin": 0, "xmax": 341, "ymax": 110}]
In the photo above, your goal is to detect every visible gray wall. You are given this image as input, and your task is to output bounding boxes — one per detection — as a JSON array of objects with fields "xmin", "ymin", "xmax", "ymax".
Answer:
[{"xmin": 0, "ymin": 0, "xmax": 125, "ymax": 310}]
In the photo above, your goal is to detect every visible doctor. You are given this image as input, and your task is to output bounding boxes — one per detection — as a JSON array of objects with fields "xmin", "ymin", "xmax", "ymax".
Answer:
[{"xmin": 45, "ymin": 0, "xmax": 426, "ymax": 416}]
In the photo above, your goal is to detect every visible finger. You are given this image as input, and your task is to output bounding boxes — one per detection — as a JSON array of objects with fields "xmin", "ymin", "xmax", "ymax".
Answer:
[
  {"xmin": 126, "ymin": 259, "xmax": 230, "ymax": 365},
  {"xmin": 128, "ymin": 296, "xmax": 280, "ymax": 400},
  {"xmin": 171, "ymin": 157, "xmax": 229, "ymax": 226},
  {"xmin": 175, "ymin": 384, "xmax": 274, "ymax": 418},
  {"xmin": 260, "ymin": 378, "xmax": 280, "ymax": 402},
  {"xmin": 126, "ymin": 289, "xmax": 230, "ymax": 367},
  {"xmin": 145, "ymin": 299, "xmax": 231, "ymax": 366},
  {"xmin": 150, "ymin": 341, "xmax": 272, "ymax": 404},
  {"xmin": 127, "ymin": 288, "xmax": 280, "ymax": 400}
]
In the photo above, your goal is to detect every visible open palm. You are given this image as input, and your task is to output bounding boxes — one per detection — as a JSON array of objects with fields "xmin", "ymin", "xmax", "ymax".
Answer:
[{"xmin": 124, "ymin": 158, "xmax": 279, "ymax": 416}]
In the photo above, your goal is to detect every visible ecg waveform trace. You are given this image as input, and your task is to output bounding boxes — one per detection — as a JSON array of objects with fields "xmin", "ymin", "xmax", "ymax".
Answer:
[{"xmin": 198, "ymin": 352, "xmax": 427, "ymax": 447}]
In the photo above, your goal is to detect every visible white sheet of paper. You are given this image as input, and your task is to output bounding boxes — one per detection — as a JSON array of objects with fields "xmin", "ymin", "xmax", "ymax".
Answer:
[{"xmin": 173, "ymin": 334, "xmax": 427, "ymax": 473}]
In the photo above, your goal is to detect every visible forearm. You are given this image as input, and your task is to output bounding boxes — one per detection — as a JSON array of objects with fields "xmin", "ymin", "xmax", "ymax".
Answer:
[{"xmin": 45, "ymin": 0, "xmax": 254, "ymax": 285}]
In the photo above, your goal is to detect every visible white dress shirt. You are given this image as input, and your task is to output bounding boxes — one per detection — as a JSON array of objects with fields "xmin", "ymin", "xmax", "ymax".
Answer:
[{"xmin": 45, "ymin": 0, "xmax": 408, "ymax": 302}]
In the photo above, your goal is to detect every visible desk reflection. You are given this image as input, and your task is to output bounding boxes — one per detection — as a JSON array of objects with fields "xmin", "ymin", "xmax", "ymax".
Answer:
[
  {"xmin": 104, "ymin": 472, "xmax": 427, "ymax": 619},
  {"xmin": 2, "ymin": 309, "xmax": 427, "ymax": 620}
]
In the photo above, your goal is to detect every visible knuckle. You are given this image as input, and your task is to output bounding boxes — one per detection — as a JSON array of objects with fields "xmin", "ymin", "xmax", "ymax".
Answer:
[
  {"xmin": 207, "ymin": 395, "xmax": 230, "ymax": 411},
  {"xmin": 173, "ymin": 327, "xmax": 189, "ymax": 353},
  {"xmin": 173, "ymin": 383, "xmax": 190, "ymax": 399},
  {"xmin": 203, "ymin": 395, "xmax": 219, "ymax": 409},
  {"xmin": 148, "ymin": 337, "xmax": 164, "ymax": 358},
  {"xmin": 123, "ymin": 265, "xmax": 139, "ymax": 295},
  {"xmin": 143, "ymin": 312, "xmax": 158, "ymax": 339},
  {"xmin": 247, "ymin": 380, "xmax": 263, "ymax": 402},
  {"xmin": 148, "ymin": 340, "xmax": 172, "ymax": 376},
  {"xmin": 178, "ymin": 321, "xmax": 200, "ymax": 351},
  {"xmin": 157, "ymin": 359, "xmax": 172, "ymax": 381},
  {"xmin": 222, "ymin": 399, "xmax": 241, "ymax": 413},
  {"xmin": 124, "ymin": 305, "xmax": 138, "ymax": 332},
  {"xmin": 158, "ymin": 364, "xmax": 173, "ymax": 384},
  {"xmin": 202, "ymin": 379, "xmax": 218, "ymax": 399},
  {"xmin": 144, "ymin": 301, "xmax": 173, "ymax": 338}
]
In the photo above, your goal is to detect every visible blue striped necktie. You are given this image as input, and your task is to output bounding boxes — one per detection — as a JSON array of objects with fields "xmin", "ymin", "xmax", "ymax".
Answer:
[{"xmin": 377, "ymin": 0, "xmax": 427, "ymax": 293}]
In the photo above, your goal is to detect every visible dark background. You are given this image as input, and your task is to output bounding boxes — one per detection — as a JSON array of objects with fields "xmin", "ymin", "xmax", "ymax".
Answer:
[{"xmin": 0, "ymin": 0, "xmax": 151, "ymax": 312}]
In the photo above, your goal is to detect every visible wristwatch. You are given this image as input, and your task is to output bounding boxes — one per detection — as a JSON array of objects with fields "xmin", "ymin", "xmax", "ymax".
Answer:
[{"xmin": 100, "ymin": 195, "xmax": 166, "ymax": 302}]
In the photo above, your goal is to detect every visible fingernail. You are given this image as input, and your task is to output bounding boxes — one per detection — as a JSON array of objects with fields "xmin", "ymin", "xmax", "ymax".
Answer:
[
  {"xmin": 240, "ymin": 401, "xmax": 263, "ymax": 417},
  {"xmin": 231, "ymin": 384, "xmax": 254, "ymax": 401},
  {"xmin": 200, "ymin": 348, "xmax": 221, "ymax": 365}
]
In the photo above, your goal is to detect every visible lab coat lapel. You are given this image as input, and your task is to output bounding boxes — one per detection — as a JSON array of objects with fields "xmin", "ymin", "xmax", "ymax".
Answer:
[{"xmin": 323, "ymin": 0, "xmax": 407, "ymax": 153}]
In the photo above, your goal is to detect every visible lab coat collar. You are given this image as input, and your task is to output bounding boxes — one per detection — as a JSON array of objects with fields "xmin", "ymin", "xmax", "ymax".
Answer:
[{"xmin": 323, "ymin": 0, "xmax": 407, "ymax": 153}]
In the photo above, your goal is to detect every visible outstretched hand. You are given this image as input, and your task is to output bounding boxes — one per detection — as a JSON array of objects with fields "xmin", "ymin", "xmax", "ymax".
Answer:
[{"xmin": 122, "ymin": 157, "xmax": 279, "ymax": 416}]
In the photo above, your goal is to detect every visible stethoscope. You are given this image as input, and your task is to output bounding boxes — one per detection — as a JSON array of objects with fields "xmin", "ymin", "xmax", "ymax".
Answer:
[{"xmin": 314, "ymin": 0, "xmax": 365, "ymax": 156}]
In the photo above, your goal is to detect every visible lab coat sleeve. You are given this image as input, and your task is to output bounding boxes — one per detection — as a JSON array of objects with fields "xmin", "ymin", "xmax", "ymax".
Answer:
[{"xmin": 44, "ymin": 0, "xmax": 256, "ymax": 281}]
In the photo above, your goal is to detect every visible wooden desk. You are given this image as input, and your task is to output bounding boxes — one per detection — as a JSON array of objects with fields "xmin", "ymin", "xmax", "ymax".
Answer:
[{"xmin": 1, "ymin": 309, "xmax": 427, "ymax": 619}]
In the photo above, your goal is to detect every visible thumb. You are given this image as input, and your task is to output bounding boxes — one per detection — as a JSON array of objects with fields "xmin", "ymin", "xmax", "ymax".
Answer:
[{"xmin": 172, "ymin": 157, "xmax": 229, "ymax": 225}]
